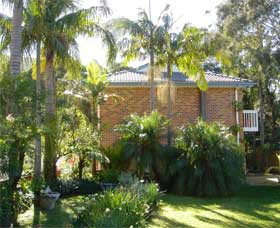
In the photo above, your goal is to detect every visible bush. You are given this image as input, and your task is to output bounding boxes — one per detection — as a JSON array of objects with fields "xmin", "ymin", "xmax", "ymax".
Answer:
[
  {"xmin": 153, "ymin": 146, "xmax": 188, "ymax": 195},
  {"xmin": 175, "ymin": 120, "xmax": 245, "ymax": 197},
  {"xmin": 115, "ymin": 111, "xmax": 168, "ymax": 177},
  {"xmin": 96, "ymin": 169, "xmax": 120, "ymax": 183},
  {"xmin": 74, "ymin": 182, "xmax": 160, "ymax": 228},
  {"xmin": 50, "ymin": 179, "xmax": 102, "ymax": 197}
]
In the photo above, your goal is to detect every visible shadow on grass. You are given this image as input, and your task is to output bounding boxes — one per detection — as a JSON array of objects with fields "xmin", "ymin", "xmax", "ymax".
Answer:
[
  {"xmin": 153, "ymin": 185, "xmax": 280, "ymax": 228},
  {"xmin": 150, "ymin": 214, "xmax": 195, "ymax": 228},
  {"xmin": 18, "ymin": 196, "xmax": 86, "ymax": 227}
]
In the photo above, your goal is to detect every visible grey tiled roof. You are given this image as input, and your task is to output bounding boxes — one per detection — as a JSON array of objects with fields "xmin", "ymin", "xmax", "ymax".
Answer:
[{"xmin": 108, "ymin": 64, "xmax": 255, "ymax": 87}]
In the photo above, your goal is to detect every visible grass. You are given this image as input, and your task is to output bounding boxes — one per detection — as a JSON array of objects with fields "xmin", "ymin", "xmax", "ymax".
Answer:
[
  {"xmin": 18, "ymin": 185, "xmax": 280, "ymax": 228},
  {"xmin": 18, "ymin": 196, "xmax": 85, "ymax": 227},
  {"xmin": 150, "ymin": 185, "xmax": 280, "ymax": 228}
]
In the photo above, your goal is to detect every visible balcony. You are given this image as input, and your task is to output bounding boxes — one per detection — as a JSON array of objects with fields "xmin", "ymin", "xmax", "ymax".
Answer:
[{"xmin": 243, "ymin": 110, "xmax": 259, "ymax": 132}]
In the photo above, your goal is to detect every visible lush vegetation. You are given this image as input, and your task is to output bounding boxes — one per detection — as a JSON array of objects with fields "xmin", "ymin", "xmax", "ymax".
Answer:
[
  {"xmin": 176, "ymin": 121, "xmax": 245, "ymax": 196},
  {"xmin": 74, "ymin": 181, "xmax": 160, "ymax": 228},
  {"xmin": 105, "ymin": 112, "xmax": 245, "ymax": 197},
  {"xmin": 0, "ymin": 0, "xmax": 279, "ymax": 227},
  {"xmin": 114, "ymin": 111, "xmax": 168, "ymax": 177},
  {"xmin": 17, "ymin": 185, "xmax": 280, "ymax": 227}
]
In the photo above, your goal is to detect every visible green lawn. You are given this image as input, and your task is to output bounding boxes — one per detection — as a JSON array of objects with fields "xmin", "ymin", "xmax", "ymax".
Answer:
[
  {"xmin": 18, "ymin": 186, "xmax": 280, "ymax": 228},
  {"xmin": 18, "ymin": 196, "xmax": 85, "ymax": 227},
  {"xmin": 150, "ymin": 186, "xmax": 280, "ymax": 228}
]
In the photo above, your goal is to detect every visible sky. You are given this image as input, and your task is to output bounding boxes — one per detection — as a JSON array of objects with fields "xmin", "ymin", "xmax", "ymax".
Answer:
[
  {"xmin": 0, "ymin": 0, "xmax": 223, "ymax": 67},
  {"xmin": 78, "ymin": 0, "xmax": 223, "ymax": 66}
]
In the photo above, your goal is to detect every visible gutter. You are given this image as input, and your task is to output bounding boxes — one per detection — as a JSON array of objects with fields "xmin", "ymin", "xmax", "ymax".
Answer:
[{"xmin": 108, "ymin": 81, "xmax": 256, "ymax": 88}]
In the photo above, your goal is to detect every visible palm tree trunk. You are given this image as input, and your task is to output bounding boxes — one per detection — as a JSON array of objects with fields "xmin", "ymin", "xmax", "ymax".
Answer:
[
  {"xmin": 150, "ymin": 51, "xmax": 156, "ymax": 111},
  {"xmin": 167, "ymin": 61, "xmax": 172, "ymax": 146},
  {"xmin": 34, "ymin": 41, "xmax": 42, "ymax": 205},
  {"xmin": 44, "ymin": 49, "xmax": 57, "ymax": 184},
  {"xmin": 5, "ymin": 1, "xmax": 23, "ymax": 226},
  {"xmin": 35, "ymin": 41, "xmax": 42, "ymax": 179},
  {"xmin": 9, "ymin": 0, "xmax": 23, "ymax": 76}
]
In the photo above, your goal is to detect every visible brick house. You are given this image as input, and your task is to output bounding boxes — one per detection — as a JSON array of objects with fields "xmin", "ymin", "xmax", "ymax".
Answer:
[{"xmin": 100, "ymin": 64, "xmax": 256, "ymax": 147}]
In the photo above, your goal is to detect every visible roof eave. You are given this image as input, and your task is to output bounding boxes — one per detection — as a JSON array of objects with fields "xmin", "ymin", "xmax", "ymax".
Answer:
[{"xmin": 108, "ymin": 81, "xmax": 256, "ymax": 88}]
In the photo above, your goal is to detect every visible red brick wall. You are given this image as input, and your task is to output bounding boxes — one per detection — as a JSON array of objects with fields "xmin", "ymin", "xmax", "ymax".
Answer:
[
  {"xmin": 205, "ymin": 88, "xmax": 235, "ymax": 125},
  {"xmin": 100, "ymin": 86, "xmax": 241, "ymax": 146}
]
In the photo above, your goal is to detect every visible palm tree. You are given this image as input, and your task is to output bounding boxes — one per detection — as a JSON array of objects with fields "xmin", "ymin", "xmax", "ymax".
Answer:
[
  {"xmin": 9, "ymin": 0, "xmax": 23, "ymax": 76},
  {"xmin": 156, "ymin": 13, "xmax": 208, "ymax": 145},
  {"xmin": 38, "ymin": 0, "xmax": 116, "ymax": 184},
  {"xmin": 1, "ymin": 0, "xmax": 116, "ymax": 184},
  {"xmin": 64, "ymin": 61, "xmax": 111, "ymax": 176},
  {"xmin": 112, "ymin": 5, "xmax": 170, "ymax": 111},
  {"xmin": 0, "ymin": 0, "xmax": 24, "ymax": 226}
]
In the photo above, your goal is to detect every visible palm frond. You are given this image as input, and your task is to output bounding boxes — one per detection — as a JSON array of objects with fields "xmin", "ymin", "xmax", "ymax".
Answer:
[
  {"xmin": 0, "ymin": 13, "xmax": 11, "ymax": 53},
  {"xmin": 55, "ymin": 5, "xmax": 111, "ymax": 31}
]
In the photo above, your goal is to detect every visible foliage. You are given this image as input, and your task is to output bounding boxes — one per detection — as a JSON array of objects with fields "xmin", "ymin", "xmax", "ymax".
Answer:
[
  {"xmin": 101, "ymin": 141, "xmax": 130, "ymax": 171},
  {"xmin": 0, "ymin": 72, "xmax": 36, "ymax": 226},
  {"xmin": 175, "ymin": 120, "xmax": 245, "ymax": 197},
  {"xmin": 96, "ymin": 169, "xmax": 121, "ymax": 184},
  {"xmin": 59, "ymin": 108, "xmax": 105, "ymax": 179},
  {"xmin": 115, "ymin": 111, "xmax": 168, "ymax": 177},
  {"xmin": 74, "ymin": 182, "xmax": 160, "ymax": 228},
  {"xmin": 216, "ymin": 0, "xmax": 280, "ymax": 169},
  {"xmin": 50, "ymin": 179, "xmax": 102, "ymax": 198},
  {"xmin": 118, "ymin": 172, "xmax": 140, "ymax": 187},
  {"xmin": 153, "ymin": 146, "xmax": 188, "ymax": 195}
]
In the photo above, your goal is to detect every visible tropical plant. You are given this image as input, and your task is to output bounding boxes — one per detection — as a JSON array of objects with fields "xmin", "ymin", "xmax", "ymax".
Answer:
[
  {"xmin": 112, "ymin": 5, "xmax": 170, "ymax": 111},
  {"xmin": 155, "ymin": 11, "xmax": 208, "ymax": 145},
  {"xmin": 64, "ymin": 61, "xmax": 116, "ymax": 176},
  {"xmin": 176, "ymin": 120, "xmax": 245, "ymax": 197},
  {"xmin": 0, "ymin": 71, "xmax": 36, "ymax": 226},
  {"xmin": 153, "ymin": 146, "xmax": 188, "ymax": 194},
  {"xmin": 74, "ymin": 182, "xmax": 160, "ymax": 228},
  {"xmin": 115, "ymin": 111, "xmax": 168, "ymax": 177},
  {"xmin": 59, "ymin": 108, "xmax": 106, "ymax": 180}
]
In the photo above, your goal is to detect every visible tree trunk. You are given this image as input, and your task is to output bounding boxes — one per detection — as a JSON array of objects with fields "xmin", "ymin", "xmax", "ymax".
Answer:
[
  {"xmin": 9, "ymin": 0, "xmax": 23, "ymax": 76},
  {"xmin": 258, "ymin": 79, "xmax": 265, "ymax": 146},
  {"xmin": 150, "ymin": 51, "xmax": 156, "ymax": 111},
  {"xmin": 44, "ymin": 49, "xmax": 57, "ymax": 184},
  {"xmin": 34, "ymin": 41, "xmax": 42, "ymax": 179},
  {"xmin": 34, "ymin": 40, "xmax": 42, "ymax": 206},
  {"xmin": 167, "ymin": 61, "xmax": 172, "ymax": 146},
  {"xmin": 78, "ymin": 157, "xmax": 84, "ymax": 180},
  {"xmin": 5, "ymin": 1, "xmax": 24, "ymax": 226}
]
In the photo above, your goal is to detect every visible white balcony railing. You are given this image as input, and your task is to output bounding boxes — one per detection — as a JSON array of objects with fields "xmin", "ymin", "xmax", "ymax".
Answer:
[{"xmin": 243, "ymin": 110, "xmax": 258, "ymax": 132}]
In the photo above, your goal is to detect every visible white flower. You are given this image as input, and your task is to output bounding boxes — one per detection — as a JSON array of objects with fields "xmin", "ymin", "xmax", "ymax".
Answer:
[
  {"xmin": 105, "ymin": 208, "xmax": 110, "ymax": 213},
  {"xmin": 129, "ymin": 226, "xmax": 133, "ymax": 228},
  {"xmin": 6, "ymin": 114, "xmax": 15, "ymax": 122},
  {"xmin": 139, "ymin": 133, "xmax": 147, "ymax": 138}
]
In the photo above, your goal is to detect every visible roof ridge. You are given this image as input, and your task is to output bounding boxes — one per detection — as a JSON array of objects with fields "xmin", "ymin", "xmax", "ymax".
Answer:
[
  {"xmin": 108, "ymin": 69, "xmax": 145, "ymax": 77},
  {"xmin": 205, "ymin": 71, "xmax": 251, "ymax": 82}
]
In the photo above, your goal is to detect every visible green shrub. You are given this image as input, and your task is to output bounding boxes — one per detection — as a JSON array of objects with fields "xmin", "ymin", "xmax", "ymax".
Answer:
[
  {"xmin": 153, "ymin": 146, "xmax": 188, "ymax": 195},
  {"xmin": 96, "ymin": 169, "xmax": 120, "ymax": 183},
  {"xmin": 101, "ymin": 141, "xmax": 130, "ymax": 171},
  {"xmin": 74, "ymin": 182, "xmax": 160, "ymax": 228},
  {"xmin": 175, "ymin": 120, "xmax": 245, "ymax": 197},
  {"xmin": 50, "ymin": 179, "xmax": 102, "ymax": 197},
  {"xmin": 115, "ymin": 111, "xmax": 168, "ymax": 177}
]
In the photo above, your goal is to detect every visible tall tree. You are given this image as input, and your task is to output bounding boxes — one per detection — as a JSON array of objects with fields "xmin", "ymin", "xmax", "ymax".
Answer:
[
  {"xmin": 112, "ymin": 5, "xmax": 170, "ymax": 111},
  {"xmin": 156, "ymin": 13, "xmax": 208, "ymax": 145},
  {"xmin": 217, "ymin": 0, "xmax": 280, "ymax": 151},
  {"xmin": 34, "ymin": 0, "xmax": 116, "ymax": 184},
  {"xmin": 9, "ymin": 0, "xmax": 23, "ymax": 76}
]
